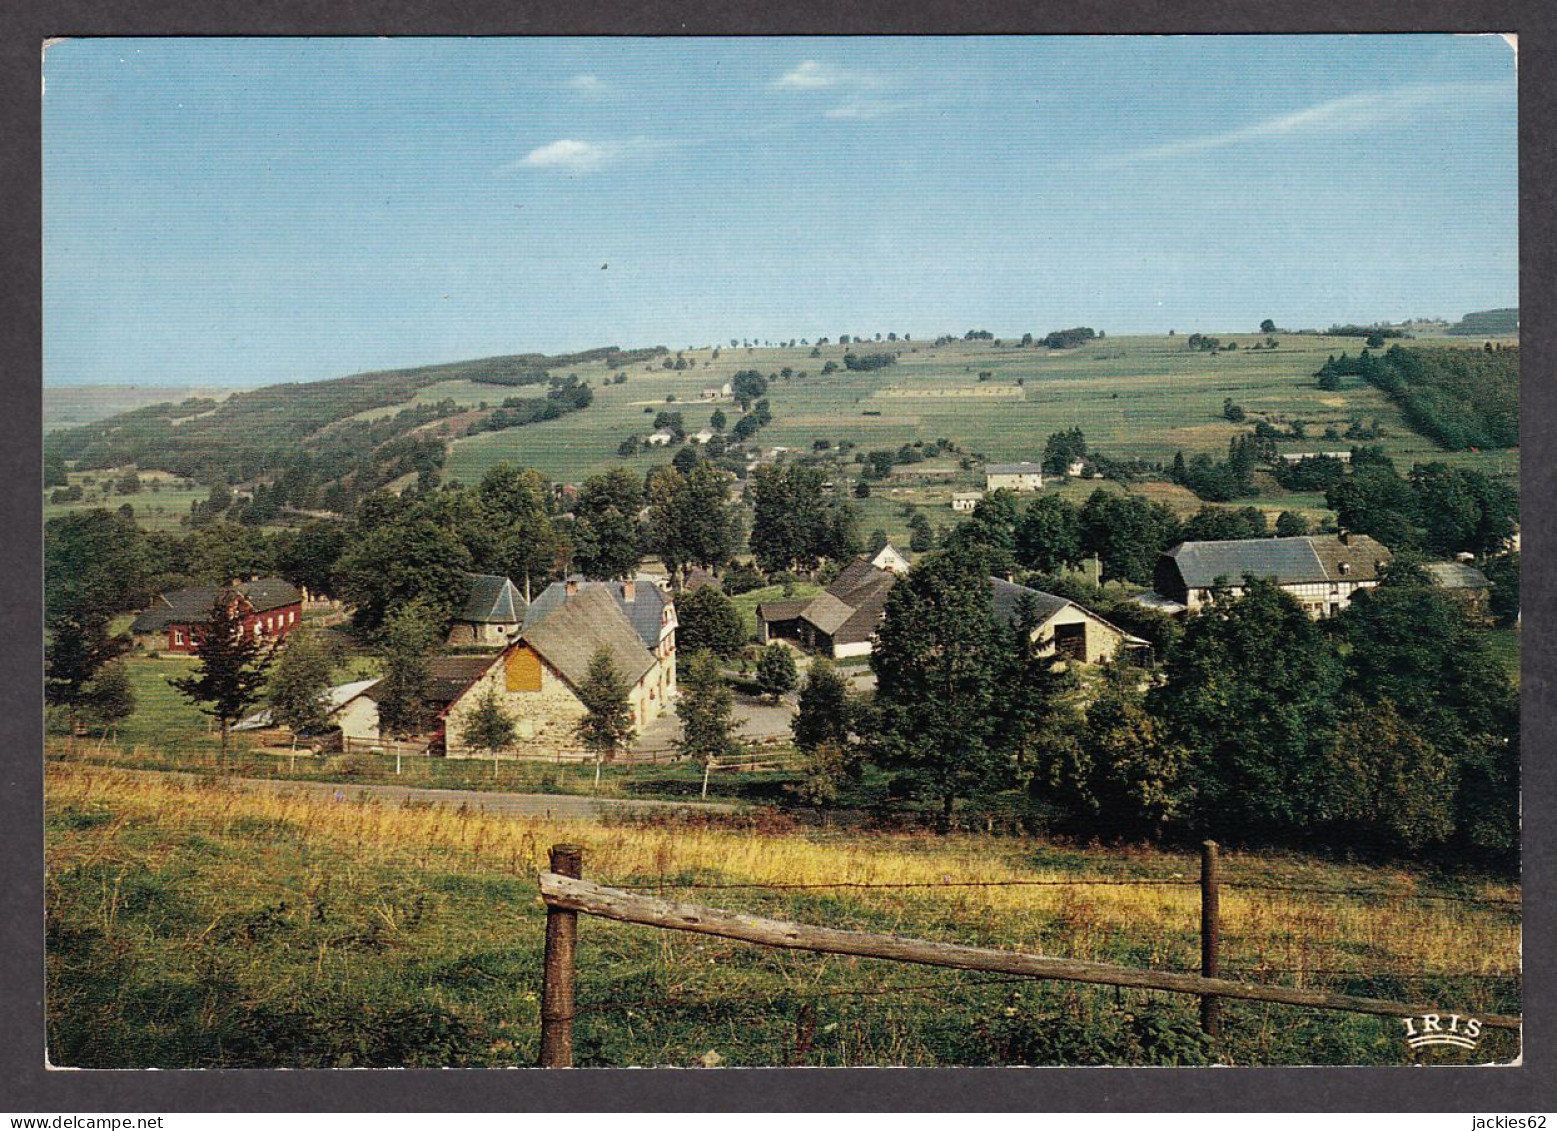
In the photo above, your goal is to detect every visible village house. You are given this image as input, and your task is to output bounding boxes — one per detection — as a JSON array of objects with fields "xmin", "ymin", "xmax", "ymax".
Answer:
[
  {"xmin": 233, "ymin": 677, "xmax": 381, "ymax": 743},
  {"xmin": 442, "ymin": 583, "xmax": 675, "ymax": 756},
  {"xmin": 984, "ymin": 462, "xmax": 1046, "ymax": 492},
  {"xmin": 869, "ymin": 542, "xmax": 912, "ymax": 575},
  {"xmin": 1147, "ymin": 533, "xmax": 1393, "ymax": 617},
  {"xmin": 445, "ymin": 573, "xmax": 526, "ymax": 648},
  {"xmin": 759, "ymin": 556, "xmax": 1141, "ymax": 663},
  {"xmin": 951, "ymin": 491, "xmax": 983, "ymax": 512},
  {"xmin": 130, "ymin": 577, "xmax": 303, "ymax": 653}
]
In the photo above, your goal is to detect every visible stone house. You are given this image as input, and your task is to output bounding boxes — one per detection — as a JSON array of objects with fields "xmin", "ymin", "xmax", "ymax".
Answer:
[{"xmin": 442, "ymin": 583, "xmax": 675, "ymax": 756}]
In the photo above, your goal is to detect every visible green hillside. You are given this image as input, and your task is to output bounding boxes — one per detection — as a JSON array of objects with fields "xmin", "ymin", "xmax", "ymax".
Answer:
[{"xmin": 49, "ymin": 332, "xmax": 1518, "ymax": 529}]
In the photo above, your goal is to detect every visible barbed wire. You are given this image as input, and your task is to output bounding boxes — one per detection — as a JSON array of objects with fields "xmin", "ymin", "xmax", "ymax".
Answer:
[
  {"xmin": 605, "ymin": 874, "xmax": 1518, "ymax": 908},
  {"xmin": 614, "ymin": 877, "xmax": 1198, "ymax": 891}
]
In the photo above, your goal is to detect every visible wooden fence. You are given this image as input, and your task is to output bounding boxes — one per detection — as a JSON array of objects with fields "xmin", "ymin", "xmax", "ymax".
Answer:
[{"xmin": 535, "ymin": 842, "xmax": 1520, "ymax": 1068}]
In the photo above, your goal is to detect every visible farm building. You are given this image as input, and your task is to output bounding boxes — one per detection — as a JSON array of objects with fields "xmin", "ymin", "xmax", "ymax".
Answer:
[
  {"xmin": 760, "ymin": 556, "xmax": 1138, "ymax": 664},
  {"xmin": 984, "ymin": 463, "xmax": 1046, "ymax": 492},
  {"xmin": 700, "ymin": 383, "xmax": 732, "ymax": 401},
  {"xmin": 1147, "ymin": 533, "xmax": 1393, "ymax": 617},
  {"xmin": 951, "ymin": 491, "xmax": 983, "ymax": 512},
  {"xmin": 646, "ymin": 429, "xmax": 675, "ymax": 446},
  {"xmin": 446, "ymin": 573, "xmax": 526, "ymax": 648},
  {"xmin": 233, "ymin": 678, "xmax": 382, "ymax": 742},
  {"xmin": 443, "ymin": 584, "xmax": 675, "ymax": 756},
  {"xmin": 692, "ymin": 428, "xmax": 716, "ymax": 444},
  {"xmin": 130, "ymin": 577, "xmax": 303, "ymax": 653},
  {"xmin": 870, "ymin": 542, "xmax": 911, "ymax": 575},
  {"xmin": 1426, "ymin": 560, "xmax": 1492, "ymax": 621},
  {"xmin": 988, "ymin": 578, "xmax": 1149, "ymax": 665},
  {"xmin": 759, "ymin": 558, "xmax": 898, "ymax": 659}
]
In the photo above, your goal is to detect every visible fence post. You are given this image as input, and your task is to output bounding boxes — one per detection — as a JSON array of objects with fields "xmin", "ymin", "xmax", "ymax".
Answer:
[
  {"xmin": 539, "ymin": 843, "xmax": 583, "ymax": 1068},
  {"xmin": 1200, "ymin": 840, "xmax": 1221, "ymax": 1040}
]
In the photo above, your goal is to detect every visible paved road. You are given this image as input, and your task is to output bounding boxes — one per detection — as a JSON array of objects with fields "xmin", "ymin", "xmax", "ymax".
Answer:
[{"xmin": 115, "ymin": 768, "xmax": 743, "ymax": 820}]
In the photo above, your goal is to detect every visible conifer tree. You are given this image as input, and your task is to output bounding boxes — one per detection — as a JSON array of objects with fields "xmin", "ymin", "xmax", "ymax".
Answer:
[{"xmin": 171, "ymin": 592, "xmax": 277, "ymax": 759}]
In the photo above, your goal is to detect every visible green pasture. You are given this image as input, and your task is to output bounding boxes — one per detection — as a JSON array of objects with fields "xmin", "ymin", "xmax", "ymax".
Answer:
[{"xmin": 439, "ymin": 335, "xmax": 1517, "ymax": 497}]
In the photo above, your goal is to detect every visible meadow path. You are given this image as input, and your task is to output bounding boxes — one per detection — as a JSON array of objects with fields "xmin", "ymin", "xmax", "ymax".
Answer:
[{"xmin": 112, "ymin": 768, "xmax": 744, "ymax": 820}]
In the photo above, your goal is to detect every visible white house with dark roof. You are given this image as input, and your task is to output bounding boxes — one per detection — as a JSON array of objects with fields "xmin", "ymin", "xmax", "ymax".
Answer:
[{"xmin": 1149, "ymin": 533, "xmax": 1393, "ymax": 618}]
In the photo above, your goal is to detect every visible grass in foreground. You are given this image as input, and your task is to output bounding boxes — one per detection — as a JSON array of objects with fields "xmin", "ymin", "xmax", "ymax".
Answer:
[{"xmin": 45, "ymin": 763, "xmax": 1520, "ymax": 1068}]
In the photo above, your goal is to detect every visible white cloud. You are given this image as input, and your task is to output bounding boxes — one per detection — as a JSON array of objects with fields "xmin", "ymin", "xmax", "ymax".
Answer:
[
  {"xmin": 507, "ymin": 136, "xmax": 671, "ymax": 174},
  {"xmin": 775, "ymin": 60, "xmax": 884, "ymax": 91},
  {"xmin": 566, "ymin": 73, "xmax": 610, "ymax": 96},
  {"xmin": 1101, "ymin": 80, "xmax": 1511, "ymax": 169},
  {"xmin": 825, "ymin": 97, "xmax": 915, "ymax": 120},
  {"xmin": 516, "ymin": 138, "xmax": 617, "ymax": 172}
]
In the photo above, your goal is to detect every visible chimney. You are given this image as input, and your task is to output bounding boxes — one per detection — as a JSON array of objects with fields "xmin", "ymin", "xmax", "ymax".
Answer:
[
  {"xmin": 565, "ymin": 578, "xmax": 578, "ymax": 597},
  {"xmin": 622, "ymin": 579, "xmax": 636, "ymax": 603},
  {"xmin": 1338, "ymin": 530, "xmax": 1351, "ymax": 545}
]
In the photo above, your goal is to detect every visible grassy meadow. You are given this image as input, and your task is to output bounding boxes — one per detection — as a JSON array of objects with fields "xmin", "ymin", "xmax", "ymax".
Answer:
[{"xmin": 45, "ymin": 763, "xmax": 1520, "ymax": 1068}]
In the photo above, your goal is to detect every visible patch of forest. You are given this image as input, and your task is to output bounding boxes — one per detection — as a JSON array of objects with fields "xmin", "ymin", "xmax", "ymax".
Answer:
[{"xmin": 1363, "ymin": 345, "xmax": 1519, "ymax": 450}]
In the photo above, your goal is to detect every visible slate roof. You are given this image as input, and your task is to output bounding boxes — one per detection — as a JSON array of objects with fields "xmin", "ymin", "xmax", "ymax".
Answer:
[
  {"xmin": 458, "ymin": 573, "xmax": 526, "ymax": 624},
  {"xmin": 756, "ymin": 597, "xmax": 811, "ymax": 623},
  {"xmin": 1164, "ymin": 535, "xmax": 1391, "ymax": 589},
  {"xmin": 986, "ymin": 463, "xmax": 1045, "ymax": 475},
  {"xmin": 988, "ymin": 577, "xmax": 1072, "ymax": 627},
  {"xmin": 525, "ymin": 577, "xmax": 672, "ymax": 650},
  {"xmin": 520, "ymin": 585, "xmax": 658, "ymax": 690},
  {"xmin": 1426, "ymin": 561, "xmax": 1491, "ymax": 590},
  {"xmin": 131, "ymin": 577, "xmax": 301, "ymax": 633}
]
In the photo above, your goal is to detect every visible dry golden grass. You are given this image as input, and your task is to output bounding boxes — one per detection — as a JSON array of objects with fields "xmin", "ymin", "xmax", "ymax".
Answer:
[{"xmin": 46, "ymin": 764, "xmax": 1519, "ymax": 980}]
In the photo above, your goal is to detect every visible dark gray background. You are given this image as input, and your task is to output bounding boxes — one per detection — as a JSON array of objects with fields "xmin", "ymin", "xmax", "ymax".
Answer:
[{"xmin": 4, "ymin": 2, "xmax": 1553, "ymax": 1112}]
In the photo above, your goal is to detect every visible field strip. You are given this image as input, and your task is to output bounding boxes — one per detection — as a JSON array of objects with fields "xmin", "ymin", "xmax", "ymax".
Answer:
[{"xmin": 94, "ymin": 766, "xmax": 744, "ymax": 820}]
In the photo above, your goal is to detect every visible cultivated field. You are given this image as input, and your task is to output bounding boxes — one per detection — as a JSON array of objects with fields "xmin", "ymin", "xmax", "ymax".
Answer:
[{"xmin": 44, "ymin": 763, "xmax": 1521, "ymax": 1068}]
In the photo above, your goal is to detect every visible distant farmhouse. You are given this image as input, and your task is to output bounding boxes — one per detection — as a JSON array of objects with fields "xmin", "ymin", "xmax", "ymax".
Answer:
[
  {"xmin": 1146, "ymin": 534, "xmax": 1392, "ymax": 617},
  {"xmin": 646, "ymin": 429, "xmax": 675, "ymax": 446},
  {"xmin": 446, "ymin": 573, "xmax": 526, "ymax": 648},
  {"xmin": 984, "ymin": 462, "xmax": 1045, "ymax": 492},
  {"xmin": 760, "ymin": 554, "xmax": 1143, "ymax": 663},
  {"xmin": 869, "ymin": 542, "xmax": 911, "ymax": 575},
  {"xmin": 1277, "ymin": 451, "xmax": 1353, "ymax": 464},
  {"xmin": 131, "ymin": 577, "xmax": 302, "ymax": 653},
  {"xmin": 699, "ymin": 382, "xmax": 733, "ymax": 401},
  {"xmin": 951, "ymin": 491, "xmax": 983, "ymax": 512}
]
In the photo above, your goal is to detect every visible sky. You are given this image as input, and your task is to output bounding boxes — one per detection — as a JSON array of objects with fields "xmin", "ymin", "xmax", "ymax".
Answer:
[{"xmin": 43, "ymin": 35, "xmax": 1518, "ymax": 388}]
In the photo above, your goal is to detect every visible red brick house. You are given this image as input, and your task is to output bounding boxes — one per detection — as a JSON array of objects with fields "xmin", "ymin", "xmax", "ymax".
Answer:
[{"xmin": 131, "ymin": 578, "xmax": 304, "ymax": 653}]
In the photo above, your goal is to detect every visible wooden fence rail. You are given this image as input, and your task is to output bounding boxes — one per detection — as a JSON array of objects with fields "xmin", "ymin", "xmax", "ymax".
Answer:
[{"xmin": 535, "ymin": 845, "xmax": 1520, "ymax": 1068}]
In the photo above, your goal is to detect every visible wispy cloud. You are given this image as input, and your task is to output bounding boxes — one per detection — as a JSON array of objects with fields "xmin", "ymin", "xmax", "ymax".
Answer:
[
  {"xmin": 506, "ymin": 136, "xmax": 669, "ymax": 174},
  {"xmin": 775, "ymin": 60, "xmax": 885, "ymax": 91},
  {"xmin": 566, "ymin": 73, "xmax": 610, "ymax": 96},
  {"xmin": 824, "ymin": 97, "xmax": 916, "ymax": 120},
  {"xmin": 1100, "ymin": 80, "xmax": 1512, "ymax": 169}
]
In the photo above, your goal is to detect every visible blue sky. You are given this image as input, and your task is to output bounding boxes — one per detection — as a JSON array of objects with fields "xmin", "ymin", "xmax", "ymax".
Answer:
[{"xmin": 43, "ymin": 35, "xmax": 1518, "ymax": 388}]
